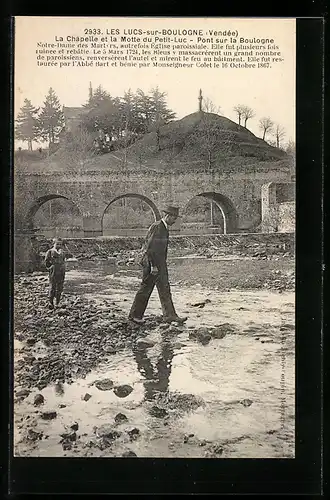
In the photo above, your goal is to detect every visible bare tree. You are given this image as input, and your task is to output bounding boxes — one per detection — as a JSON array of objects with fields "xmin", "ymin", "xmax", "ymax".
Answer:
[
  {"xmin": 199, "ymin": 113, "xmax": 220, "ymax": 170},
  {"xmin": 285, "ymin": 139, "xmax": 295, "ymax": 156},
  {"xmin": 285, "ymin": 139, "xmax": 295, "ymax": 170},
  {"xmin": 233, "ymin": 104, "xmax": 245, "ymax": 126},
  {"xmin": 193, "ymin": 98, "xmax": 230, "ymax": 171},
  {"xmin": 203, "ymin": 97, "xmax": 221, "ymax": 114},
  {"xmin": 273, "ymin": 124, "xmax": 286, "ymax": 148},
  {"xmin": 241, "ymin": 105, "xmax": 255, "ymax": 128},
  {"xmin": 259, "ymin": 117, "xmax": 274, "ymax": 140}
]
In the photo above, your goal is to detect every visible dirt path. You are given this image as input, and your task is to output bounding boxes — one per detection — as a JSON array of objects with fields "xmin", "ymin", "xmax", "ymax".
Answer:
[{"xmin": 13, "ymin": 255, "xmax": 295, "ymax": 458}]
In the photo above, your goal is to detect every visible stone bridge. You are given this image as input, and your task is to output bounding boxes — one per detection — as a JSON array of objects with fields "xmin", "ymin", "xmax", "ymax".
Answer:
[{"xmin": 15, "ymin": 166, "xmax": 293, "ymax": 236}]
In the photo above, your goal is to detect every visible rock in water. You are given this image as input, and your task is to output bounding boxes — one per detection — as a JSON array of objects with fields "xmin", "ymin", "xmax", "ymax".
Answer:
[
  {"xmin": 122, "ymin": 450, "xmax": 137, "ymax": 457},
  {"xmin": 82, "ymin": 393, "xmax": 92, "ymax": 401},
  {"xmin": 127, "ymin": 427, "xmax": 140, "ymax": 440},
  {"xmin": 113, "ymin": 385, "xmax": 133, "ymax": 398},
  {"xmin": 94, "ymin": 379, "xmax": 114, "ymax": 391},
  {"xmin": 183, "ymin": 433, "xmax": 195, "ymax": 443},
  {"xmin": 211, "ymin": 328, "xmax": 227, "ymax": 339},
  {"xmin": 33, "ymin": 394, "xmax": 45, "ymax": 406},
  {"xmin": 210, "ymin": 444, "xmax": 223, "ymax": 455},
  {"xmin": 70, "ymin": 422, "xmax": 79, "ymax": 431},
  {"xmin": 155, "ymin": 392, "xmax": 204, "ymax": 412},
  {"xmin": 189, "ymin": 327, "xmax": 212, "ymax": 345},
  {"xmin": 16, "ymin": 388, "xmax": 30, "ymax": 399},
  {"xmin": 212, "ymin": 323, "xmax": 236, "ymax": 338},
  {"xmin": 60, "ymin": 431, "xmax": 77, "ymax": 442},
  {"xmin": 149, "ymin": 406, "xmax": 168, "ymax": 418},
  {"xmin": 96, "ymin": 425, "xmax": 121, "ymax": 441},
  {"xmin": 136, "ymin": 339, "xmax": 155, "ymax": 349},
  {"xmin": 41, "ymin": 410, "xmax": 57, "ymax": 420},
  {"xmin": 26, "ymin": 337, "xmax": 37, "ymax": 346},
  {"xmin": 114, "ymin": 413, "xmax": 128, "ymax": 425},
  {"xmin": 27, "ymin": 429, "xmax": 43, "ymax": 441},
  {"xmin": 240, "ymin": 399, "xmax": 253, "ymax": 407}
]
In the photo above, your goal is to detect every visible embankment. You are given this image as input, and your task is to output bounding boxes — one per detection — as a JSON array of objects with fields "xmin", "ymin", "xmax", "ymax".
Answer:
[{"xmin": 15, "ymin": 232, "xmax": 295, "ymax": 273}]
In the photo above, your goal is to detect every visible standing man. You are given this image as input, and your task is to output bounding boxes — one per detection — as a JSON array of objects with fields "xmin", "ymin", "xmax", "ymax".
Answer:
[
  {"xmin": 128, "ymin": 206, "xmax": 187, "ymax": 325},
  {"xmin": 44, "ymin": 237, "xmax": 66, "ymax": 309}
]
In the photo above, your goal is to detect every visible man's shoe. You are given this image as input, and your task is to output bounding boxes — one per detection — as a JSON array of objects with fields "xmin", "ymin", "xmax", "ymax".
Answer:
[
  {"xmin": 129, "ymin": 317, "xmax": 145, "ymax": 325},
  {"xmin": 163, "ymin": 315, "xmax": 188, "ymax": 324}
]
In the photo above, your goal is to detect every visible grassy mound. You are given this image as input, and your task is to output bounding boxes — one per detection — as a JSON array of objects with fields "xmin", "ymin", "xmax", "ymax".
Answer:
[{"xmin": 18, "ymin": 112, "xmax": 291, "ymax": 174}]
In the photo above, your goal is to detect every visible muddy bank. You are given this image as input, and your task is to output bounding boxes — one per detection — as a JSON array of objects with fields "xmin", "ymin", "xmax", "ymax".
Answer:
[
  {"xmin": 31, "ymin": 232, "xmax": 294, "ymax": 263},
  {"xmin": 14, "ymin": 274, "xmax": 166, "ymax": 391},
  {"xmin": 26, "ymin": 233, "xmax": 295, "ymax": 293}
]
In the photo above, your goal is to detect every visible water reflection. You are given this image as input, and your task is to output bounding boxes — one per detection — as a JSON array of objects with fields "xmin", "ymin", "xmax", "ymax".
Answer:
[
  {"xmin": 54, "ymin": 380, "xmax": 65, "ymax": 396},
  {"xmin": 132, "ymin": 334, "xmax": 174, "ymax": 402}
]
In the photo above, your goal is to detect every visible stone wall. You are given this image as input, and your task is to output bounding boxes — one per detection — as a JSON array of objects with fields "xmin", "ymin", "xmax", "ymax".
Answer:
[
  {"xmin": 277, "ymin": 202, "xmax": 295, "ymax": 233},
  {"xmin": 262, "ymin": 182, "xmax": 295, "ymax": 233}
]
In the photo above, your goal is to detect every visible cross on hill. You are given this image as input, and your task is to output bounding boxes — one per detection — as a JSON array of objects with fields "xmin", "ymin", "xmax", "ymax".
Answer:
[{"xmin": 198, "ymin": 89, "xmax": 203, "ymax": 112}]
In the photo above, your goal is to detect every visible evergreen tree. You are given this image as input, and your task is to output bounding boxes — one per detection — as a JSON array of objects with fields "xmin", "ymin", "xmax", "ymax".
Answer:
[
  {"xmin": 82, "ymin": 85, "xmax": 119, "ymax": 140},
  {"xmin": 135, "ymin": 89, "xmax": 154, "ymax": 134},
  {"xmin": 38, "ymin": 88, "xmax": 64, "ymax": 146},
  {"xmin": 149, "ymin": 87, "xmax": 176, "ymax": 125},
  {"xmin": 79, "ymin": 85, "xmax": 175, "ymax": 151},
  {"xmin": 150, "ymin": 88, "xmax": 176, "ymax": 150},
  {"xmin": 15, "ymin": 99, "xmax": 40, "ymax": 151}
]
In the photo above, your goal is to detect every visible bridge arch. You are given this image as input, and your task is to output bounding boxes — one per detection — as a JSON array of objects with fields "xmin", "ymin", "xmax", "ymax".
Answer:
[
  {"xmin": 182, "ymin": 191, "xmax": 239, "ymax": 234},
  {"xmin": 101, "ymin": 193, "xmax": 161, "ymax": 234},
  {"xmin": 24, "ymin": 194, "xmax": 82, "ymax": 230}
]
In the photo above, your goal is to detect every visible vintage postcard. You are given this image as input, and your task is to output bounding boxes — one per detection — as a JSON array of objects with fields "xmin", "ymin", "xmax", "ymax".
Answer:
[{"xmin": 13, "ymin": 16, "xmax": 296, "ymax": 459}]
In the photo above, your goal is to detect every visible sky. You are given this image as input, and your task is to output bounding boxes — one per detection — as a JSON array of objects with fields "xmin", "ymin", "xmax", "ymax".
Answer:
[{"xmin": 14, "ymin": 17, "xmax": 296, "ymax": 148}]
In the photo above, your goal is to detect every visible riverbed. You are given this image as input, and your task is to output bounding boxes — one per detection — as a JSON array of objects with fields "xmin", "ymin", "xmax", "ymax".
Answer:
[{"xmin": 13, "ymin": 255, "xmax": 295, "ymax": 458}]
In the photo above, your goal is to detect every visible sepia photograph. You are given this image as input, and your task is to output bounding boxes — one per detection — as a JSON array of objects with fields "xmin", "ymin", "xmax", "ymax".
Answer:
[{"xmin": 13, "ymin": 16, "xmax": 296, "ymax": 459}]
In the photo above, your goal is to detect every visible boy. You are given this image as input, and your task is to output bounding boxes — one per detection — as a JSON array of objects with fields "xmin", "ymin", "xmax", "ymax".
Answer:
[{"xmin": 44, "ymin": 237, "xmax": 66, "ymax": 309}]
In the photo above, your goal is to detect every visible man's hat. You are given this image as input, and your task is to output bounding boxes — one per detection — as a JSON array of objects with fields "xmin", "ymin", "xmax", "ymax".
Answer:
[{"xmin": 163, "ymin": 205, "xmax": 181, "ymax": 217}]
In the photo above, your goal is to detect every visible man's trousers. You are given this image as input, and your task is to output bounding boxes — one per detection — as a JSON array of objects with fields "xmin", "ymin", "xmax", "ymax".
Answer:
[
  {"xmin": 49, "ymin": 270, "xmax": 65, "ymax": 304},
  {"xmin": 129, "ymin": 264, "xmax": 176, "ymax": 320}
]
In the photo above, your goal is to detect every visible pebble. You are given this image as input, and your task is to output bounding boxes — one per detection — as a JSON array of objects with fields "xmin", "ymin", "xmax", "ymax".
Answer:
[
  {"xmin": 183, "ymin": 433, "xmax": 195, "ymax": 443},
  {"xmin": 122, "ymin": 451, "xmax": 137, "ymax": 457},
  {"xmin": 41, "ymin": 410, "xmax": 57, "ymax": 420},
  {"xmin": 27, "ymin": 429, "xmax": 43, "ymax": 441},
  {"xmin": 127, "ymin": 427, "xmax": 140, "ymax": 440},
  {"xmin": 62, "ymin": 441, "xmax": 73, "ymax": 451},
  {"xmin": 113, "ymin": 385, "xmax": 133, "ymax": 398},
  {"xmin": 70, "ymin": 422, "xmax": 79, "ymax": 431},
  {"xmin": 33, "ymin": 394, "xmax": 45, "ymax": 406},
  {"xmin": 114, "ymin": 413, "xmax": 128, "ymax": 425},
  {"xmin": 240, "ymin": 399, "xmax": 253, "ymax": 407},
  {"xmin": 136, "ymin": 339, "xmax": 155, "ymax": 349},
  {"xmin": 212, "ymin": 323, "xmax": 236, "ymax": 338},
  {"xmin": 94, "ymin": 379, "xmax": 114, "ymax": 391},
  {"xmin": 189, "ymin": 328, "xmax": 212, "ymax": 345},
  {"xmin": 16, "ymin": 388, "xmax": 30, "ymax": 399},
  {"xmin": 60, "ymin": 431, "xmax": 77, "ymax": 442},
  {"xmin": 96, "ymin": 425, "xmax": 121, "ymax": 441}
]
